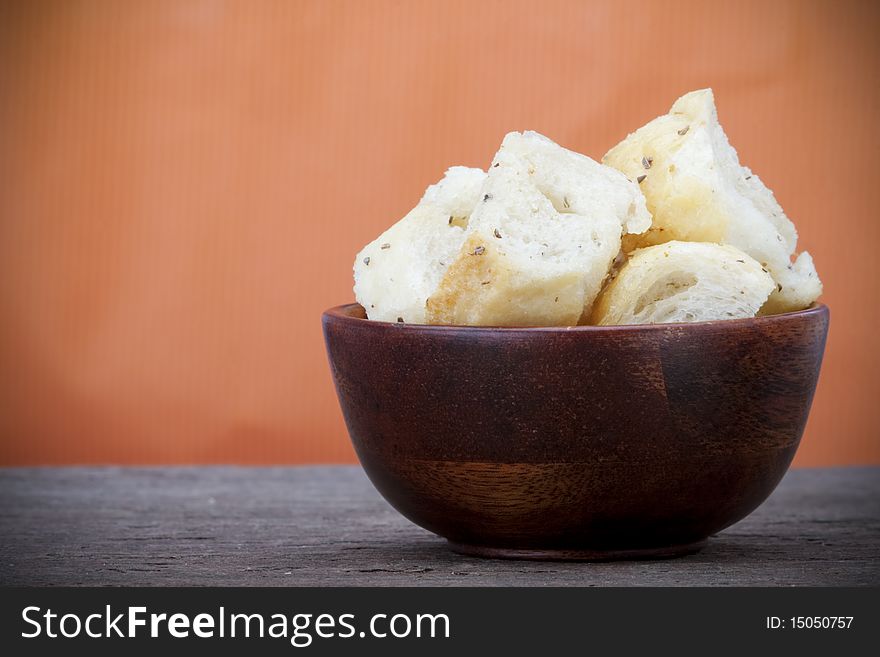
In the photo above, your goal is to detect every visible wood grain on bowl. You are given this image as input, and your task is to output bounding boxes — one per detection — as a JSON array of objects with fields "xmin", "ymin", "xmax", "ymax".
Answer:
[{"xmin": 322, "ymin": 304, "xmax": 829, "ymax": 560}]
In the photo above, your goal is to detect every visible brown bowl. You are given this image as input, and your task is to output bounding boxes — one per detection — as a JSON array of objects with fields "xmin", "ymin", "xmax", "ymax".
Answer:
[{"xmin": 322, "ymin": 303, "xmax": 829, "ymax": 560}]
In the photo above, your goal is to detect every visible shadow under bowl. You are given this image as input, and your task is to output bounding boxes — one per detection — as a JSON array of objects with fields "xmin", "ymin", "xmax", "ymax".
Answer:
[{"xmin": 322, "ymin": 303, "xmax": 829, "ymax": 561}]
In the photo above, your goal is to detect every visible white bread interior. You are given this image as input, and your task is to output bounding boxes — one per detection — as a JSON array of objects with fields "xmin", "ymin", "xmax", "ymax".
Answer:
[
  {"xmin": 591, "ymin": 241, "xmax": 776, "ymax": 325},
  {"xmin": 425, "ymin": 131, "xmax": 650, "ymax": 326},
  {"xmin": 602, "ymin": 88, "xmax": 821, "ymax": 314},
  {"xmin": 353, "ymin": 166, "xmax": 486, "ymax": 323}
]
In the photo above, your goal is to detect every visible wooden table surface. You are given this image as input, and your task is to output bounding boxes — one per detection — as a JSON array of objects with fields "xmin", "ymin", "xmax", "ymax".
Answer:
[{"xmin": 0, "ymin": 466, "xmax": 877, "ymax": 586}]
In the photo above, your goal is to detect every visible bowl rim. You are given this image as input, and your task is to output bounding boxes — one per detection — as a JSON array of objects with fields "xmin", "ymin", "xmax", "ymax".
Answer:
[{"xmin": 323, "ymin": 302, "xmax": 828, "ymax": 333}]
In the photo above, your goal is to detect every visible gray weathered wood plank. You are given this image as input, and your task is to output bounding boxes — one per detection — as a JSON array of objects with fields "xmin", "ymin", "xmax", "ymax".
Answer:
[{"xmin": 0, "ymin": 466, "xmax": 877, "ymax": 586}]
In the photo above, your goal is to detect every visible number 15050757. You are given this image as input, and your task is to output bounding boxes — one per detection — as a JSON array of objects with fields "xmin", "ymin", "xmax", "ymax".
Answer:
[{"xmin": 766, "ymin": 616, "xmax": 853, "ymax": 630}]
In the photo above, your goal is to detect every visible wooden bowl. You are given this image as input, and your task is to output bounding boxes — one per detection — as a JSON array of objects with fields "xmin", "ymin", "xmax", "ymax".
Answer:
[{"xmin": 322, "ymin": 303, "xmax": 829, "ymax": 560}]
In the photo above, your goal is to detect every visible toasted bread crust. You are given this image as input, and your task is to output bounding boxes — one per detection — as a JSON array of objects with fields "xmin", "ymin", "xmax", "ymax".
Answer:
[{"xmin": 603, "ymin": 89, "xmax": 821, "ymax": 313}]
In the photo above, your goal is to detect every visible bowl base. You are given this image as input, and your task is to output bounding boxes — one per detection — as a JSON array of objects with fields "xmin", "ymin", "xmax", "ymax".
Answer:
[{"xmin": 447, "ymin": 539, "xmax": 707, "ymax": 562}]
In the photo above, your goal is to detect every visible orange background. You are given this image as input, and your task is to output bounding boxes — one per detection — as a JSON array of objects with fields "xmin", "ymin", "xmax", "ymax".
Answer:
[{"xmin": 1, "ymin": 0, "xmax": 877, "ymax": 466}]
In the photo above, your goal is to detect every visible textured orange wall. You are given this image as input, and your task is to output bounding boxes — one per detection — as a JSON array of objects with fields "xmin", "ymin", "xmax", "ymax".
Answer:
[{"xmin": 0, "ymin": 0, "xmax": 877, "ymax": 465}]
